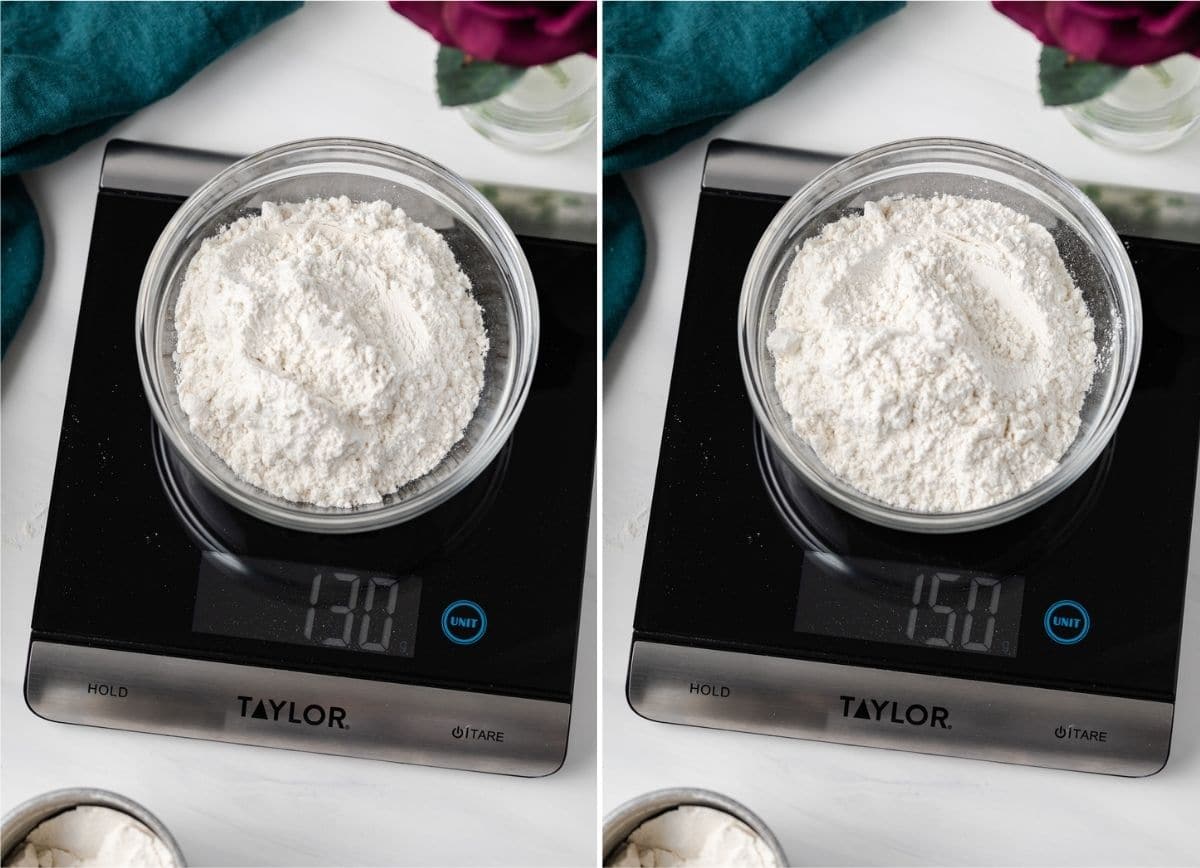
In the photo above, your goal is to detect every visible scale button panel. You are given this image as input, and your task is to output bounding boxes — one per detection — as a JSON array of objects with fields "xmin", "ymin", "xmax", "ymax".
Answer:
[
  {"xmin": 441, "ymin": 600, "xmax": 488, "ymax": 645},
  {"xmin": 26, "ymin": 641, "xmax": 568, "ymax": 777},
  {"xmin": 1044, "ymin": 600, "xmax": 1091, "ymax": 645},
  {"xmin": 627, "ymin": 641, "xmax": 1173, "ymax": 776}
]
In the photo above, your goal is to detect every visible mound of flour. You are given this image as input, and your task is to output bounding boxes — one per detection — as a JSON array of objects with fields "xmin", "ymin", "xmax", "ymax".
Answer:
[
  {"xmin": 768, "ymin": 194, "xmax": 1097, "ymax": 513},
  {"xmin": 174, "ymin": 196, "xmax": 488, "ymax": 508}
]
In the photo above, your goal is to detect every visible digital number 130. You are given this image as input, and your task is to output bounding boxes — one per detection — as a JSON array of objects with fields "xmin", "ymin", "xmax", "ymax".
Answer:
[{"xmin": 303, "ymin": 572, "xmax": 400, "ymax": 652}]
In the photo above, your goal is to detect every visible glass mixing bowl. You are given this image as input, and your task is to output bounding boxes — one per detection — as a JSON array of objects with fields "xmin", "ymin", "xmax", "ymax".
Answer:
[
  {"xmin": 137, "ymin": 138, "xmax": 538, "ymax": 534},
  {"xmin": 738, "ymin": 137, "xmax": 1141, "ymax": 534}
]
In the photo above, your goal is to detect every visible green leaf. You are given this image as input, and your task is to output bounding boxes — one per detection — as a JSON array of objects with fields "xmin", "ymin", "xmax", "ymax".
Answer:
[
  {"xmin": 435, "ymin": 47, "xmax": 525, "ymax": 107},
  {"xmin": 1038, "ymin": 46, "xmax": 1129, "ymax": 107}
]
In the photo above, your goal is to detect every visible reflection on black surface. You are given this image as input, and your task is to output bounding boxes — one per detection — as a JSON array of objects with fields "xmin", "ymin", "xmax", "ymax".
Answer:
[
  {"xmin": 153, "ymin": 423, "xmax": 511, "ymax": 578},
  {"xmin": 755, "ymin": 422, "xmax": 1115, "ymax": 581}
]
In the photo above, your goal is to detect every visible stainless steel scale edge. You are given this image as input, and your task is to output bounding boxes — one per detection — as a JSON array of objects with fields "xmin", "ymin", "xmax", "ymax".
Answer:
[
  {"xmin": 29, "ymin": 642, "xmax": 570, "ymax": 777},
  {"xmin": 25, "ymin": 140, "xmax": 595, "ymax": 778},
  {"xmin": 626, "ymin": 138, "xmax": 1194, "ymax": 778}
]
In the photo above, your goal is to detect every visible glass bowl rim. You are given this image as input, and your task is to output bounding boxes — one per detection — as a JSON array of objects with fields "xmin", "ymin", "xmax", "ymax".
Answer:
[
  {"xmin": 736, "ymin": 135, "xmax": 1142, "ymax": 533},
  {"xmin": 135, "ymin": 136, "xmax": 540, "ymax": 534}
]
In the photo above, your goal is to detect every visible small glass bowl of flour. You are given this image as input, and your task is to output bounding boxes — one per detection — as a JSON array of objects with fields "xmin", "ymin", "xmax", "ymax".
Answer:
[
  {"xmin": 603, "ymin": 789, "xmax": 786, "ymax": 867},
  {"xmin": 137, "ymin": 138, "xmax": 538, "ymax": 533},
  {"xmin": 739, "ymin": 138, "xmax": 1141, "ymax": 533}
]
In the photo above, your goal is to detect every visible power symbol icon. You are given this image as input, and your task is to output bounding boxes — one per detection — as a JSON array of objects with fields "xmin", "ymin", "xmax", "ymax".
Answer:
[
  {"xmin": 1054, "ymin": 725, "xmax": 1067, "ymax": 738},
  {"xmin": 451, "ymin": 725, "xmax": 465, "ymax": 739}
]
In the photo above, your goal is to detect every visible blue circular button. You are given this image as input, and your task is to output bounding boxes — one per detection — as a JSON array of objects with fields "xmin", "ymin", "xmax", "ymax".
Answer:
[
  {"xmin": 1044, "ymin": 600, "xmax": 1091, "ymax": 645},
  {"xmin": 441, "ymin": 600, "xmax": 487, "ymax": 645}
]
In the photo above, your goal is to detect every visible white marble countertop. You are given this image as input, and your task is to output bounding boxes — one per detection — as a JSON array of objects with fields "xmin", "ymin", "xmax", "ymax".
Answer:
[
  {"xmin": 603, "ymin": 3, "xmax": 1200, "ymax": 865},
  {"xmin": 1, "ymin": 4, "xmax": 596, "ymax": 866}
]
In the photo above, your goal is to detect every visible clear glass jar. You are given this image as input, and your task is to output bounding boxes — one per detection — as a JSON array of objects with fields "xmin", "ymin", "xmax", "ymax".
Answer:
[
  {"xmin": 1063, "ymin": 55, "xmax": 1200, "ymax": 152},
  {"xmin": 136, "ymin": 138, "xmax": 539, "ymax": 534},
  {"xmin": 738, "ymin": 138, "xmax": 1142, "ymax": 534},
  {"xmin": 462, "ymin": 55, "xmax": 596, "ymax": 152}
]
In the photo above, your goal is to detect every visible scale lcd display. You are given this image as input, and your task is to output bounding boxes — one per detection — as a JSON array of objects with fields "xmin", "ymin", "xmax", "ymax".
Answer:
[
  {"xmin": 193, "ymin": 553, "xmax": 421, "ymax": 657},
  {"xmin": 795, "ymin": 552, "xmax": 1023, "ymax": 657}
]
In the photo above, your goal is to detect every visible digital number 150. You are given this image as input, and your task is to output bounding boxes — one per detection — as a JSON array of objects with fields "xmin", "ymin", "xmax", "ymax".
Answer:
[{"xmin": 905, "ymin": 572, "xmax": 1003, "ymax": 653}]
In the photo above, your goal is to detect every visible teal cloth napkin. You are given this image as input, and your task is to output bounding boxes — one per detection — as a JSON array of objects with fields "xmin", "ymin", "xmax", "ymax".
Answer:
[
  {"xmin": 1, "ymin": 1, "xmax": 301, "ymax": 355},
  {"xmin": 602, "ymin": 0, "xmax": 903, "ymax": 350}
]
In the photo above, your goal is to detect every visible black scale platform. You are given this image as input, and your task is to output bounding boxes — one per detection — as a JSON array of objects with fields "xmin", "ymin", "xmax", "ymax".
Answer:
[
  {"xmin": 25, "ymin": 140, "xmax": 596, "ymax": 777},
  {"xmin": 627, "ymin": 139, "xmax": 1199, "ymax": 776}
]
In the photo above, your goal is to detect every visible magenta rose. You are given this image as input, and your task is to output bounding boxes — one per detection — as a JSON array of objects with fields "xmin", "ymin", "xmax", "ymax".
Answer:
[
  {"xmin": 994, "ymin": 1, "xmax": 1200, "ymax": 67},
  {"xmin": 389, "ymin": 1, "xmax": 596, "ymax": 67}
]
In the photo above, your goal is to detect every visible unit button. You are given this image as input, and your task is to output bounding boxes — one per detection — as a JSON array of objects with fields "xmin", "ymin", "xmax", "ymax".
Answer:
[
  {"xmin": 441, "ymin": 600, "xmax": 488, "ymax": 645},
  {"xmin": 1044, "ymin": 600, "xmax": 1091, "ymax": 645}
]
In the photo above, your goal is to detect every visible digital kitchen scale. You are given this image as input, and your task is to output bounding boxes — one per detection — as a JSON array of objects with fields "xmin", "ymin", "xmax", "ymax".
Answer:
[
  {"xmin": 25, "ymin": 140, "xmax": 595, "ymax": 777},
  {"xmin": 627, "ymin": 139, "xmax": 1199, "ymax": 776}
]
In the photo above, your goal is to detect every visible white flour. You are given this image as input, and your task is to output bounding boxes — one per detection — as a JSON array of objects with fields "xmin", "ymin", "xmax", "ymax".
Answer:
[
  {"xmin": 609, "ymin": 806, "xmax": 778, "ymax": 867},
  {"xmin": 174, "ymin": 196, "xmax": 488, "ymax": 508},
  {"xmin": 768, "ymin": 194, "xmax": 1097, "ymax": 513}
]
